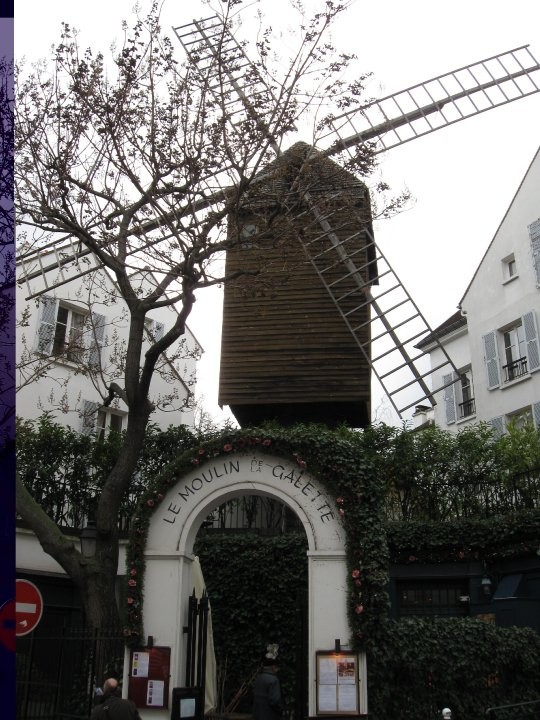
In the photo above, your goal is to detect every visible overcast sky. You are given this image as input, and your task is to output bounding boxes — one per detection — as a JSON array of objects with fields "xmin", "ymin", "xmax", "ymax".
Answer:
[{"xmin": 14, "ymin": 0, "xmax": 540, "ymax": 425}]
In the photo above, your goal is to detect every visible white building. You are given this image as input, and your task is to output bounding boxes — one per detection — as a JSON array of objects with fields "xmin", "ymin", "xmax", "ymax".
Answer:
[
  {"xmin": 16, "ymin": 249, "xmax": 202, "ymax": 433},
  {"xmin": 417, "ymin": 147, "xmax": 540, "ymax": 433}
]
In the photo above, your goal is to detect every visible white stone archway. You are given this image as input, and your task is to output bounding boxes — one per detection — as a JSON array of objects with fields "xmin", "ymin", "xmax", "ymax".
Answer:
[{"xmin": 133, "ymin": 452, "xmax": 350, "ymax": 719}]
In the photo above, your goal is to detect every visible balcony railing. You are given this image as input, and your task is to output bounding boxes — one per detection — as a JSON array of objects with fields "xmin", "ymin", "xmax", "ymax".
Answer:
[
  {"xmin": 458, "ymin": 397, "xmax": 476, "ymax": 418},
  {"xmin": 502, "ymin": 356, "xmax": 528, "ymax": 382}
]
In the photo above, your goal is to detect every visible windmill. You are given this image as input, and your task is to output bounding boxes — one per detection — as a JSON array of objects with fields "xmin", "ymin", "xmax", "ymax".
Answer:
[{"xmin": 18, "ymin": 10, "xmax": 540, "ymax": 426}]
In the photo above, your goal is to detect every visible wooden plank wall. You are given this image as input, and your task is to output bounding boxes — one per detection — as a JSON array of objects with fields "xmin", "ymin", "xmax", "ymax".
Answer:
[{"xmin": 218, "ymin": 143, "xmax": 375, "ymax": 427}]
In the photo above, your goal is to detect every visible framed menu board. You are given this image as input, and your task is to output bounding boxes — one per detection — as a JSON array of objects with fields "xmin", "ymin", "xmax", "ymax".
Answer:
[
  {"xmin": 128, "ymin": 646, "xmax": 170, "ymax": 710},
  {"xmin": 316, "ymin": 651, "xmax": 363, "ymax": 716}
]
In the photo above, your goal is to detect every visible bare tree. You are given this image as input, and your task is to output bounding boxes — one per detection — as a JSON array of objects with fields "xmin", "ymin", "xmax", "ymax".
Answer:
[
  {"xmin": 0, "ymin": 57, "xmax": 14, "ymax": 445},
  {"xmin": 15, "ymin": 0, "xmax": 376, "ymax": 628}
]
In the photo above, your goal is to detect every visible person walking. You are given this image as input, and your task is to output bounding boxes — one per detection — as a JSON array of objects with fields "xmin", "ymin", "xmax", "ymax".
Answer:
[
  {"xmin": 252, "ymin": 653, "xmax": 284, "ymax": 720},
  {"xmin": 91, "ymin": 677, "xmax": 142, "ymax": 720}
]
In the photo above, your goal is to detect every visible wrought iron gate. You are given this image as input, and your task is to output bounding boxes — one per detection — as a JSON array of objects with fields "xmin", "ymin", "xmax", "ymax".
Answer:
[{"xmin": 183, "ymin": 589, "xmax": 210, "ymax": 720}]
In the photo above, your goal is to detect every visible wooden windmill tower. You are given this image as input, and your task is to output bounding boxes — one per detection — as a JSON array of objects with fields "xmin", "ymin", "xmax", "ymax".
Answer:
[{"xmin": 18, "ymin": 10, "xmax": 540, "ymax": 428}]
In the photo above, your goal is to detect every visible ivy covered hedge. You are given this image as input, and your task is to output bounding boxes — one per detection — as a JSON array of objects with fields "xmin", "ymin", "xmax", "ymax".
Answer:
[
  {"xmin": 387, "ymin": 509, "xmax": 540, "ymax": 565},
  {"xmin": 367, "ymin": 618, "xmax": 540, "ymax": 720},
  {"xmin": 194, "ymin": 532, "xmax": 308, "ymax": 713}
]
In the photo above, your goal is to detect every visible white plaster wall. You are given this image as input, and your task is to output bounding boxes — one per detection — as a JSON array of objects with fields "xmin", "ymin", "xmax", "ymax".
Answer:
[{"xmin": 16, "ymin": 528, "xmax": 128, "ymax": 576}]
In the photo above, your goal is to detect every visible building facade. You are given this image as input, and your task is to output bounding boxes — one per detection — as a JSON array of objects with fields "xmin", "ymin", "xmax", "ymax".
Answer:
[
  {"xmin": 16, "ymin": 253, "xmax": 202, "ymax": 433},
  {"xmin": 418, "ymin": 147, "xmax": 540, "ymax": 434}
]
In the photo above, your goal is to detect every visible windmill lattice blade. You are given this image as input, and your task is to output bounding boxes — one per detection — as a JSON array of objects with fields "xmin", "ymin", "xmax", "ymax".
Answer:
[
  {"xmin": 322, "ymin": 45, "xmax": 540, "ymax": 157},
  {"xmin": 293, "ymin": 198, "xmax": 460, "ymax": 418},
  {"xmin": 173, "ymin": 15, "xmax": 281, "ymax": 152}
]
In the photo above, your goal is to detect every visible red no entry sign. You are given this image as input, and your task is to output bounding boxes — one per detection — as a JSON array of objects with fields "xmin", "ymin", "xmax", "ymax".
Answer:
[
  {"xmin": 16, "ymin": 579, "xmax": 43, "ymax": 636},
  {"xmin": 0, "ymin": 600, "xmax": 16, "ymax": 652}
]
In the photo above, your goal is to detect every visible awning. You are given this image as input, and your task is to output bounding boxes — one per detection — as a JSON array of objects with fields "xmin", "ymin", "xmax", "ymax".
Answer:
[{"xmin": 493, "ymin": 574, "xmax": 523, "ymax": 600}]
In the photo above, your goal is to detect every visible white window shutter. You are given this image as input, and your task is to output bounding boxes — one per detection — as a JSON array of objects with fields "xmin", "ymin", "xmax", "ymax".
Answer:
[
  {"xmin": 443, "ymin": 372, "xmax": 457, "ymax": 425},
  {"xmin": 87, "ymin": 313, "xmax": 106, "ymax": 367},
  {"xmin": 482, "ymin": 331, "xmax": 500, "ymax": 389},
  {"xmin": 81, "ymin": 400, "xmax": 99, "ymax": 434},
  {"xmin": 533, "ymin": 402, "xmax": 540, "ymax": 429},
  {"xmin": 35, "ymin": 295, "xmax": 57, "ymax": 354},
  {"xmin": 154, "ymin": 321, "xmax": 165, "ymax": 341},
  {"xmin": 488, "ymin": 416, "xmax": 505, "ymax": 438},
  {"xmin": 528, "ymin": 218, "xmax": 540, "ymax": 284},
  {"xmin": 522, "ymin": 310, "xmax": 540, "ymax": 373}
]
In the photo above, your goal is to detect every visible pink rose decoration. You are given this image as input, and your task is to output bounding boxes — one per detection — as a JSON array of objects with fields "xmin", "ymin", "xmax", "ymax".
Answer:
[
  {"xmin": 128, "ymin": 579, "xmax": 137, "ymax": 587},
  {"xmin": 223, "ymin": 443, "xmax": 233, "ymax": 452},
  {"xmin": 354, "ymin": 605, "xmax": 364, "ymax": 615},
  {"xmin": 127, "ymin": 597, "xmax": 134, "ymax": 605},
  {"xmin": 146, "ymin": 499, "xmax": 155, "ymax": 508},
  {"xmin": 336, "ymin": 497, "xmax": 344, "ymax": 505},
  {"xmin": 262, "ymin": 439, "xmax": 271, "ymax": 446},
  {"xmin": 130, "ymin": 568, "xmax": 137, "ymax": 576},
  {"xmin": 351, "ymin": 569, "xmax": 360, "ymax": 579}
]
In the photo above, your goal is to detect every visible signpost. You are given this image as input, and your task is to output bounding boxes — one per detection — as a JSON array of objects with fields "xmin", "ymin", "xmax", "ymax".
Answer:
[{"xmin": 15, "ymin": 579, "xmax": 43, "ymax": 637}]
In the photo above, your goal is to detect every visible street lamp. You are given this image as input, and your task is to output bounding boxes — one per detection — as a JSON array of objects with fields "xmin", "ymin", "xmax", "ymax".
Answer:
[{"xmin": 80, "ymin": 520, "xmax": 97, "ymax": 558}]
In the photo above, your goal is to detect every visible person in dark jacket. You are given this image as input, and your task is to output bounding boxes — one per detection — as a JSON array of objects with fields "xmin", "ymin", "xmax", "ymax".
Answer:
[
  {"xmin": 91, "ymin": 678, "xmax": 142, "ymax": 720},
  {"xmin": 252, "ymin": 655, "xmax": 283, "ymax": 720}
]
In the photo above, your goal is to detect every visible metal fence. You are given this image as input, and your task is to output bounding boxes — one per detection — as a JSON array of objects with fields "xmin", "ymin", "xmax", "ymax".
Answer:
[
  {"xmin": 384, "ymin": 467, "xmax": 540, "ymax": 522},
  {"xmin": 485, "ymin": 699, "xmax": 540, "ymax": 719},
  {"xmin": 16, "ymin": 627, "xmax": 125, "ymax": 720}
]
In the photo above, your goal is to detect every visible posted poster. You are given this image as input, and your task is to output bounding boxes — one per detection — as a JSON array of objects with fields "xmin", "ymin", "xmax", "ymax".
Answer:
[{"xmin": 316, "ymin": 652, "xmax": 359, "ymax": 715}]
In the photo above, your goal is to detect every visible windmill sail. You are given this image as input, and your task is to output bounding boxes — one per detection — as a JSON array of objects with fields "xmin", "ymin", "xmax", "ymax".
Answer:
[{"xmin": 322, "ymin": 45, "xmax": 540, "ymax": 158}]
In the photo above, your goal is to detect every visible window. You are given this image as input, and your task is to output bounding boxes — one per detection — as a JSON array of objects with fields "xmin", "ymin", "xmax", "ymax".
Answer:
[
  {"xmin": 36, "ymin": 295, "xmax": 105, "ymax": 367},
  {"xmin": 506, "ymin": 406, "xmax": 533, "ymax": 429},
  {"xmin": 482, "ymin": 310, "xmax": 540, "ymax": 389},
  {"xmin": 240, "ymin": 223, "xmax": 259, "ymax": 248},
  {"xmin": 502, "ymin": 322, "xmax": 528, "ymax": 381},
  {"xmin": 457, "ymin": 369, "xmax": 475, "ymax": 418},
  {"xmin": 81, "ymin": 400, "xmax": 125, "ymax": 437},
  {"xmin": 501, "ymin": 253, "xmax": 517, "ymax": 282},
  {"xmin": 397, "ymin": 579, "xmax": 469, "ymax": 617},
  {"xmin": 52, "ymin": 305, "xmax": 87, "ymax": 362},
  {"xmin": 96, "ymin": 409, "xmax": 125, "ymax": 440},
  {"xmin": 442, "ymin": 368, "xmax": 475, "ymax": 424}
]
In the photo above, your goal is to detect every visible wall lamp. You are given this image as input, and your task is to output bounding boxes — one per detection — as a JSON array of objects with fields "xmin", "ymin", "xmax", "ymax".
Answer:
[
  {"xmin": 481, "ymin": 573, "xmax": 493, "ymax": 598},
  {"xmin": 80, "ymin": 520, "xmax": 98, "ymax": 558}
]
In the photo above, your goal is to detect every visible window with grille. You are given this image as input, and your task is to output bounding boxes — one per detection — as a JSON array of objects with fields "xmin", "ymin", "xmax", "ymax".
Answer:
[
  {"xmin": 482, "ymin": 310, "xmax": 540, "ymax": 389},
  {"xmin": 397, "ymin": 579, "xmax": 469, "ymax": 617},
  {"xmin": 502, "ymin": 322, "xmax": 528, "ymax": 382}
]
